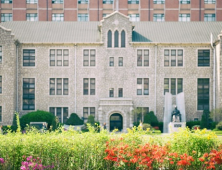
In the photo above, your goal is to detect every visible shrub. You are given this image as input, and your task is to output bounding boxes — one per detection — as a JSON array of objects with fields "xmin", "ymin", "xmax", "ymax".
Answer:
[
  {"xmin": 186, "ymin": 121, "xmax": 201, "ymax": 129},
  {"xmin": 200, "ymin": 110, "xmax": 211, "ymax": 129},
  {"xmin": 192, "ymin": 125, "xmax": 200, "ymax": 130},
  {"xmin": 65, "ymin": 113, "xmax": 83, "ymax": 125},
  {"xmin": 87, "ymin": 115, "xmax": 95, "ymax": 126},
  {"xmin": 144, "ymin": 111, "xmax": 159, "ymax": 127},
  {"xmin": 216, "ymin": 121, "xmax": 222, "ymax": 130},
  {"xmin": 20, "ymin": 110, "xmax": 55, "ymax": 130},
  {"xmin": 158, "ymin": 122, "xmax": 163, "ymax": 132},
  {"xmin": 142, "ymin": 123, "xmax": 152, "ymax": 130},
  {"xmin": 133, "ymin": 122, "xmax": 140, "ymax": 127}
]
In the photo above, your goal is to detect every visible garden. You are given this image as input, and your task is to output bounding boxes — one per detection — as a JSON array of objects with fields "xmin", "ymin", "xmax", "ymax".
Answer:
[{"xmin": 0, "ymin": 110, "xmax": 222, "ymax": 170}]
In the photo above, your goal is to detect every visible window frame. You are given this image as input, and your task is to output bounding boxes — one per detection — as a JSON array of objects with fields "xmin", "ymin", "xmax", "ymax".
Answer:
[
  {"xmin": 137, "ymin": 49, "xmax": 149, "ymax": 67},
  {"xmin": 1, "ymin": 13, "xmax": 12, "ymax": 22},
  {"xmin": 128, "ymin": 14, "xmax": 140, "ymax": 22},
  {"xmin": 109, "ymin": 88, "xmax": 114, "ymax": 97},
  {"xmin": 118, "ymin": 57, "xmax": 123, "ymax": 67},
  {"xmin": 103, "ymin": 0, "xmax": 113, "ymax": 4},
  {"xmin": 204, "ymin": 14, "xmax": 215, "ymax": 21},
  {"xmin": 83, "ymin": 107, "xmax": 96, "ymax": 121},
  {"xmin": 49, "ymin": 49, "xmax": 69, "ymax": 67},
  {"xmin": 0, "ymin": 76, "xmax": 2, "ymax": 94},
  {"xmin": 179, "ymin": 14, "xmax": 190, "ymax": 22},
  {"xmin": 49, "ymin": 107, "xmax": 69, "ymax": 123},
  {"xmin": 204, "ymin": 0, "xmax": 215, "ymax": 4},
  {"xmin": 128, "ymin": 0, "xmax": 139, "ymax": 4},
  {"xmin": 118, "ymin": 88, "xmax": 123, "ymax": 97},
  {"xmin": 179, "ymin": 0, "xmax": 190, "ymax": 4},
  {"xmin": 78, "ymin": 0, "xmax": 88, "ymax": 4},
  {"xmin": 83, "ymin": 49, "xmax": 96, "ymax": 67},
  {"xmin": 78, "ymin": 13, "xmax": 89, "ymax": 21},
  {"xmin": 197, "ymin": 49, "xmax": 210, "ymax": 67},
  {"xmin": 52, "ymin": 0, "xmax": 63, "ymax": 4},
  {"xmin": 197, "ymin": 78, "xmax": 210, "ymax": 111},
  {"xmin": 26, "ymin": 13, "xmax": 38, "ymax": 21},
  {"xmin": 49, "ymin": 78, "xmax": 69, "ymax": 95},
  {"xmin": 1, "ymin": 0, "xmax": 12, "ymax": 3},
  {"xmin": 153, "ymin": 0, "xmax": 165, "ymax": 4},
  {"xmin": 23, "ymin": 78, "xmax": 35, "ymax": 110},
  {"xmin": 164, "ymin": 49, "xmax": 183, "ymax": 67},
  {"xmin": 52, "ymin": 13, "xmax": 64, "ymax": 21},
  {"xmin": 23, "ymin": 49, "xmax": 35, "ymax": 67},
  {"xmin": 137, "ymin": 78, "xmax": 149, "ymax": 96},
  {"xmin": 164, "ymin": 78, "xmax": 183, "ymax": 95},
  {"xmin": 153, "ymin": 14, "xmax": 165, "ymax": 22},
  {"xmin": 134, "ymin": 107, "xmax": 149, "ymax": 123},
  {"xmin": 0, "ymin": 46, "xmax": 2, "ymax": 64},
  {"xmin": 83, "ymin": 78, "xmax": 95, "ymax": 95},
  {"xmin": 26, "ymin": 0, "xmax": 38, "ymax": 3},
  {"xmin": 109, "ymin": 57, "xmax": 114, "ymax": 67}
]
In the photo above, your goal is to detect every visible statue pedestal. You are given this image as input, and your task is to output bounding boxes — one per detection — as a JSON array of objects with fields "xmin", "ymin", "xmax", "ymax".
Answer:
[{"xmin": 168, "ymin": 122, "xmax": 186, "ymax": 133}]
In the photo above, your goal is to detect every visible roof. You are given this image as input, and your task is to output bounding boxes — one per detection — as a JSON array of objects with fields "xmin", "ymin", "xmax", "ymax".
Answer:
[{"xmin": 1, "ymin": 21, "xmax": 222, "ymax": 44}]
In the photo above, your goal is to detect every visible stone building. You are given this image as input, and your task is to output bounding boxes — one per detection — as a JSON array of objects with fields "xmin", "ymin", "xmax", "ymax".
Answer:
[{"xmin": 0, "ymin": 11, "xmax": 222, "ymax": 132}]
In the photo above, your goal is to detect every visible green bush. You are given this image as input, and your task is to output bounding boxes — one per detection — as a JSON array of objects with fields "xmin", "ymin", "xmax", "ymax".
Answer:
[
  {"xmin": 186, "ymin": 121, "xmax": 201, "ymax": 129},
  {"xmin": 200, "ymin": 110, "xmax": 211, "ymax": 129},
  {"xmin": 142, "ymin": 123, "xmax": 152, "ymax": 130},
  {"xmin": 158, "ymin": 122, "xmax": 163, "ymax": 133},
  {"xmin": 216, "ymin": 121, "xmax": 222, "ymax": 130},
  {"xmin": 20, "ymin": 110, "xmax": 55, "ymax": 130},
  {"xmin": 66, "ymin": 113, "xmax": 83, "ymax": 125},
  {"xmin": 133, "ymin": 122, "xmax": 140, "ymax": 127},
  {"xmin": 143, "ymin": 111, "xmax": 159, "ymax": 126},
  {"xmin": 87, "ymin": 115, "xmax": 95, "ymax": 126}
]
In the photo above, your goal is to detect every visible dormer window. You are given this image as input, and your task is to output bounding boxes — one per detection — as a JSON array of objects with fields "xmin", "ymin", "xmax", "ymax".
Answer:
[{"xmin": 107, "ymin": 30, "xmax": 112, "ymax": 48}]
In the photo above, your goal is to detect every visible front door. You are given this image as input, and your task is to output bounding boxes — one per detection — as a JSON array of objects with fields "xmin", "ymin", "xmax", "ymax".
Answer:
[{"xmin": 110, "ymin": 113, "xmax": 123, "ymax": 131}]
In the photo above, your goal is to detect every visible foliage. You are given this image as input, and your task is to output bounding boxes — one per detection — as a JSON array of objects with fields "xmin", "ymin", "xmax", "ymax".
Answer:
[
  {"xmin": 192, "ymin": 125, "xmax": 200, "ymax": 130},
  {"xmin": 133, "ymin": 122, "xmax": 139, "ymax": 127},
  {"xmin": 210, "ymin": 108, "xmax": 222, "ymax": 122},
  {"xmin": 200, "ymin": 110, "xmax": 211, "ymax": 129},
  {"xmin": 87, "ymin": 115, "xmax": 95, "ymax": 126},
  {"xmin": 51, "ymin": 116, "xmax": 60, "ymax": 131},
  {"xmin": 158, "ymin": 122, "xmax": 163, "ymax": 132},
  {"xmin": 216, "ymin": 121, "xmax": 222, "ymax": 130},
  {"xmin": 20, "ymin": 110, "xmax": 55, "ymax": 130},
  {"xmin": 142, "ymin": 123, "xmax": 152, "ymax": 130},
  {"xmin": 143, "ymin": 111, "xmax": 159, "ymax": 127},
  {"xmin": 65, "ymin": 113, "xmax": 83, "ymax": 125},
  {"xmin": 186, "ymin": 121, "xmax": 201, "ymax": 129}
]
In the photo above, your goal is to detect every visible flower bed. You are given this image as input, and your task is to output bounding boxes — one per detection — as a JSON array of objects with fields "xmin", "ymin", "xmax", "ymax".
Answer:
[{"xmin": 0, "ymin": 126, "xmax": 220, "ymax": 170}]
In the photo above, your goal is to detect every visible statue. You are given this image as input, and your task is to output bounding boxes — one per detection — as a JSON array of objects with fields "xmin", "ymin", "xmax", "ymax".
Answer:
[{"xmin": 171, "ymin": 106, "xmax": 181, "ymax": 122}]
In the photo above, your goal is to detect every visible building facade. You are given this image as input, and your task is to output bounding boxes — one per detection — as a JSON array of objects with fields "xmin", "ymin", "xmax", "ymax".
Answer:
[
  {"xmin": 0, "ymin": 0, "xmax": 222, "ymax": 22},
  {"xmin": 0, "ymin": 12, "xmax": 222, "ymax": 132}
]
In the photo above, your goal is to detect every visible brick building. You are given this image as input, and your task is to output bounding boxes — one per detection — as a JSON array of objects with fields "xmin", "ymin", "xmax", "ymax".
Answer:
[
  {"xmin": 0, "ymin": 12, "xmax": 222, "ymax": 131},
  {"xmin": 0, "ymin": 0, "xmax": 222, "ymax": 22}
]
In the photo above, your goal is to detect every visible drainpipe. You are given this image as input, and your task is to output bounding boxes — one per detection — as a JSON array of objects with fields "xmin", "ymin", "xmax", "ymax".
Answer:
[
  {"xmin": 74, "ymin": 44, "xmax": 77, "ymax": 113},
  {"xmin": 199, "ymin": 0, "xmax": 201, "ymax": 21},
  {"xmin": 148, "ymin": 0, "xmax": 150, "ymax": 21},
  {"xmin": 154, "ymin": 44, "xmax": 157, "ymax": 115},
  {"xmin": 211, "ymin": 33, "xmax": 216, "ymax": 121},
  {"xmin": 15, "ymin": 40, "xmax": 19, "ymax": 112},
  {"xmin": 46, "ymin": 0, "xmax": 48, "ymax": 21}
]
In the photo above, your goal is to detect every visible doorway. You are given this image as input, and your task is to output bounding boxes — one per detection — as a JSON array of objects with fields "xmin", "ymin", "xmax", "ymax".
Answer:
[{"xmin": 110, "ymin": 113, "xmax": 123, "ymax": 131}]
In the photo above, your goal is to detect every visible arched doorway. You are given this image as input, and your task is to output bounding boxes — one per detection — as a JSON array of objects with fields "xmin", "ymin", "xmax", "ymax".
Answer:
[{"xmin": 110, "ymin": 113, "xmax": 123, "ymax": 131}]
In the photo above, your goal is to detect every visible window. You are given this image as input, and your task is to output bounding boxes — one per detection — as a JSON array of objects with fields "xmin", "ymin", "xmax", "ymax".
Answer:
[
  {"xmin": 134, "ymin": 107, "xmax": 149, "ymax": 122},
  {"xmin": 78, "ymin": 0, "xmax": 88, "ymax": 4},
  {"xmin": 103, "ymin": 0, "xmax": 113, "ymax": 4},
  {"xmin": 121, "ymin": 30, "xmax": 125, "ymax": 48},
  {"xmin": 118, "ymin": 57, "xmax": 123, "ymax": 66},
  {"xmin": 198, "ymin": 50, "xmax": 210, "ymax": 67},
  {"xmin": 83, "ymin": 49, "xmax": 96, "ymax": 66},
  {"xmin": 198, "ymin": 79, "xmax": 209, "ymax": 110},
  {"xmin": 78, "ymin": 14, "xmax": 88, "ymax": 21},
  {"xmin": 23, "ymin": 78, "xmax": 35, "ymax": 110},
  {"xmin": 118, "ymin": 88, "xmax": 123, "ymax": 97},
  {"xmin": 109, "ymin": 57, "xmax": 114, "ymax": 66},
  {"xmin": 180, "ymin": 0, "xmax": 190, "ymax": 4},
  {"xmin": 204, "ymin": 0, "xmax": 215, "ymax": 4},
  {"xmin": 0, "ymin": 76, "xmax": 2, "ymax": 94},
  {"xmin": 26, "ymin": 13, "xmax": 38, "ymax": 21},
  {"xmin": 83, "ymin": 107, "xmax": 95, "ymax": 120},
  {"xmin": 164, "ymin": 78, "xmax": 183, "ymax": 95},
  {"xmin": 137, "ymin": 49, "xmax": 149, "ymax": 67},
  {"xmin": 23, "ymin": 49, "xmax": 35, "ymax": 66},
  {"xmin": 52, "ymin": 0, "xmax": 63, "ymax": 3},
  {"xmin": 137, "ymin": 78, "xmax": 149, "ymax": 95},
  {"xmin": 52, "ymin": 14, "xmax": 64, "ymax": 21},
  {"xmin": 50, "ymin": 49, "xmax": 69, "ymax": 66},
  {"xmin": 179, "ymin": 14, "xmax": 190, "ymax": 22},
  {"xmin": 0, "ymin": 46, "xmax": 2, "ymax": 64},
  {"xmin": 153, "ymin": 14, "xmax": 164, "ymax": 22},
  {"xmin": 50, "ymin": 107, "xmax": 68, "ymax": 123},
  {"xmin": 204, "ymin": 14, "xmax": 215, "ymax": 21},
  {"xmin": 128, "ymin": 14, "xmax": 140, "ymax": 21},
  {"xmin": 109, "ymin": 88, "xmax": 114, "ymax": 97},
  {"xmin": 164, "ymin": 49, "xmax": 183, "ymax": 67},
  {"xmin": 114, "ymin": 30, "xmax": 119, "ymax": 48},
  {"xmin": 107, "ymin": 30, "xmax": 112, "ymax": 48},
  {"xmin": 1, "ymin": 13, "xmax": 12, "ymax": 22},
  {"xmin": 26, "ymin": 0, "xmax": 37, "ymax": 3},
  {"xmin": 128, "ymin": 0, "xmax": 139, "ymax": 4},
  {"xmin": 153, "ymin": 0, "xmax": 165, "ymax": 4},
  {"xmin": 50, "ymin": 78, "xmax": 68, "ymax": 95},
  {"xmin": 0, "ymin": 106, "xmax": 1, "ymax": 122},
  {"xmin": 1, "ymin": 0, "xmax": 12, "ymax": 3},
  {"xmin": 103, "ymin": 14, "xmax": 109, "ymax": 17},
  {"xmin": 83, "ymin": 78, "xmax": 95, "ymax": 95}
]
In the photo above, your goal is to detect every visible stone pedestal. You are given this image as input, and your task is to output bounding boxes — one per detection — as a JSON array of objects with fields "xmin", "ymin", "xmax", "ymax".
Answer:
[{"xmin": 168, "ymin": 122, "xmax": 186, "ymax": 133}]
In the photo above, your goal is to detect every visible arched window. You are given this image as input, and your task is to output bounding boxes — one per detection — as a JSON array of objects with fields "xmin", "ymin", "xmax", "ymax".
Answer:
[
  {"xmin": 121, "ymin": 30, "xmax": 125, "ymax": 48},
  {"xmin": 114, "ymin": 30, "xmax": 119, "ymax": 48},
  {"xmin": 107, "ymin": 30, "xmax": 112, "ymax": 48}
]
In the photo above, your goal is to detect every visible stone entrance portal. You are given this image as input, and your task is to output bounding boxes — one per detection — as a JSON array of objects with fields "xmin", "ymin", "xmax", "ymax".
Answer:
[{"xmin": 110, "ymin": 113, "xmax": 123, "ymax": 132}]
